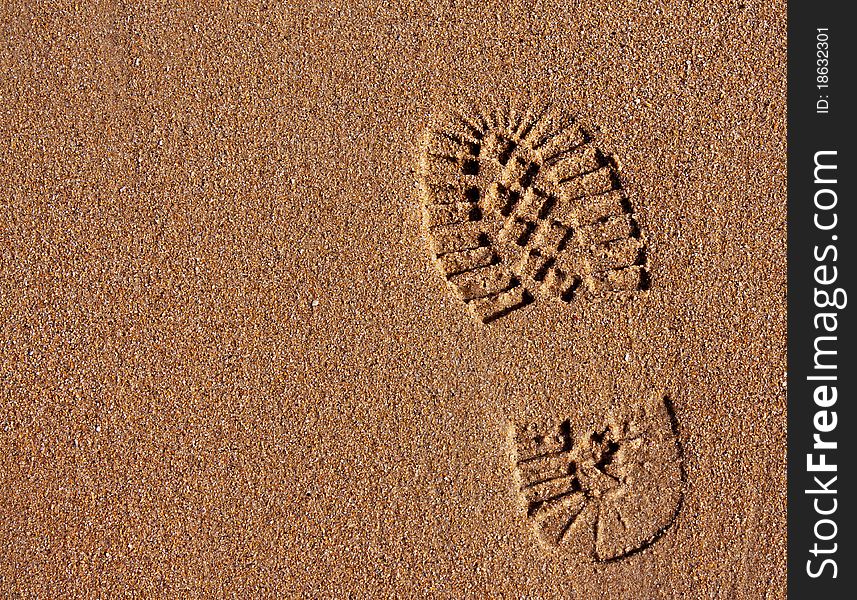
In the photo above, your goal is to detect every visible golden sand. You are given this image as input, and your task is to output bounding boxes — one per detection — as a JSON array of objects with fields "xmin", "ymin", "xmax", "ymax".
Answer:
[{"xmin": 1, "ymin": 1, "xmax": 786, "ymax": 596}]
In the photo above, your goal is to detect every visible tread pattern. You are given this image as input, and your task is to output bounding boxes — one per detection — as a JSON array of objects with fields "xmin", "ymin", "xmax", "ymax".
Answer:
[
  {"xmin": 418, "ymin": 105, "xmax": 650, "ymax": 322},
  {"xmin": 510, "ymin": 396, "xmax": 684, "ymax": 562}
]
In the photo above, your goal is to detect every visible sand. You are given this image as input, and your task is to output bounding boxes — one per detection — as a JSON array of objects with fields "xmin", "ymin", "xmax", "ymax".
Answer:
[{"xmin": 0, "ymin": 1, "xmax": 786, "ymax": 597}]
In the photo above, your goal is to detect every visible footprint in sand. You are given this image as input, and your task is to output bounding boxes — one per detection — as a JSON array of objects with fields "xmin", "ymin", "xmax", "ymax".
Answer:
[
  {"xmin": 417, "ymin": 104, "xmax": 649, "ymax": 323},
  {"xmin": 416, "ymin": 103, "xmax": 680, "ymax": 562},
  {"xmin": 509, "ymin": 394, "xmax": 685, "ymax": 562}
]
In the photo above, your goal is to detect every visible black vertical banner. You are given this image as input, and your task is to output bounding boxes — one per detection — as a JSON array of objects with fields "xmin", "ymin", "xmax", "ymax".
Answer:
[{"xmin": 788, "ymin": 2, "xmax": 855, "ymax": 597}]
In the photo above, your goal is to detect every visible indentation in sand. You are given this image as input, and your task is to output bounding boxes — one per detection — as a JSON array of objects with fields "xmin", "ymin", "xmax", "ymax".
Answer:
[
  {"xmin": 510, "ymin": 395, "xmax": 684, "ymax": 562},
  {"xmin": 417, "ymin": 104, "xmax": 649, "ymax": 323}
]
